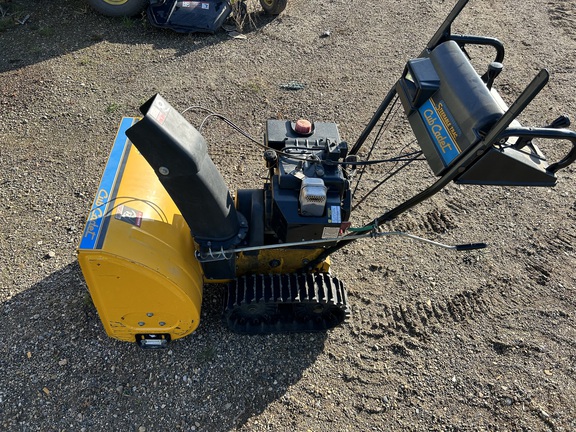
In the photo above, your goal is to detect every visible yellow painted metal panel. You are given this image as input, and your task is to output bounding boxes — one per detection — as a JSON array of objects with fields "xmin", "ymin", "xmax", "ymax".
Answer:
[
  {"xmin": 78, "ymin": 118, "xmax": 203, "ymax": 343},
  {"xmin": 235, "ymin": 248, "xmax": 330, "ymax": 275}
]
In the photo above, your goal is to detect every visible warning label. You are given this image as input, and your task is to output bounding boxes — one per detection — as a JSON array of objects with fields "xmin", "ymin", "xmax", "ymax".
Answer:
[
  {"xmin": 115, "ymin": 204, "xmax": 143, "ymax": 227},
  {"xmin": 322, "ymin": 226, "xmax": 340, "ymax": 239},
  {"xmin": 329, "ymin": 206, "xmax": 341, "ymax": 223}
]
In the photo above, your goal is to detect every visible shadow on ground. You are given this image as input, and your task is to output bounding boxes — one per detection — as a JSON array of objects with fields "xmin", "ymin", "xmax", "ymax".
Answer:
[
  {"xmin": 0, "ymin": 262, "xmax": 326, "ymax": 430},
  {"xmin": 0, "ymin": 0, "xmax": 277, "ymax": 73}
]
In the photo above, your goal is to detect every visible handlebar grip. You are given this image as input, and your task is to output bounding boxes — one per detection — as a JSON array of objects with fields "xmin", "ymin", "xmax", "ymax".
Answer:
[
  {"xmin": 455, "ymin": 243, "xmax": 487, "ymax": 251},
  {"xmin": 548, "ymin": 138, "xmax": 576, "ymax": 173}
]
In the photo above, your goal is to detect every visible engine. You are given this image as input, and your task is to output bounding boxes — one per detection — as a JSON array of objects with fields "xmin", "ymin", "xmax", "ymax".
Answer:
[{"xmin": 260, "ymin": 119, "xmax": 351, "ymax": 243}]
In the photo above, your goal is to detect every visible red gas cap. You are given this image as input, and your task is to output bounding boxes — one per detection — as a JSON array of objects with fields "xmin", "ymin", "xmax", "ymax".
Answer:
[{"xmin": 294, "ymin": 119, "xmax": 313, "ymax": 135}]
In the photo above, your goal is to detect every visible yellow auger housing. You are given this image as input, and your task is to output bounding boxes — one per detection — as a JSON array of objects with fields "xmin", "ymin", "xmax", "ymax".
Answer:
[{"xmin": 77, "ymin": 118, "xmax": 204, "ymax": 347}]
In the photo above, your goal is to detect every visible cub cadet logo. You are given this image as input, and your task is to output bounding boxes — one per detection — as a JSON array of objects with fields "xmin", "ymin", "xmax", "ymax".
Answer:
[
  {"xmin": 419, "ymin": 98, "xmax": 461, "ymax": 165},
  {"xmin": 436, "ymin": 101, "xmax": 459, "ymax": 141},
  {"xmin": 84, "ymin": 188, "xmax": 108, "ymax": 241},
  {"xmin": 423, "ymin": 107, "xmax": 453, "ymax": 154}
]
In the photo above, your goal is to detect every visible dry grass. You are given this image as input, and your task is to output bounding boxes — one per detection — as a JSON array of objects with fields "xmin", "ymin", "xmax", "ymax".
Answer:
[
  {"xmin": 230, "ymin": 0, "xmax": 264, "ymax": 32},
  {"xmin": 0, "ymin": 0, "xmax": 30, "ymax": 32}
]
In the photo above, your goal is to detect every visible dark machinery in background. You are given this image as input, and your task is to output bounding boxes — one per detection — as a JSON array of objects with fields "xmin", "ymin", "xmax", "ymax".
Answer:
[
  {"xmin": 78, "ymin": 0, "xmax": 576, "ymax": 348},
  {"xmin": 86, "ymin": 0, "xmax": 287, "ymax": 33}
]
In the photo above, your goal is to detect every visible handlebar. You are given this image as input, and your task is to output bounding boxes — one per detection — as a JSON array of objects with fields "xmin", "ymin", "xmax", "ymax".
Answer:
[{"xmin": 500, "ymin": 127, "xmax": 576, "ymax": 173}]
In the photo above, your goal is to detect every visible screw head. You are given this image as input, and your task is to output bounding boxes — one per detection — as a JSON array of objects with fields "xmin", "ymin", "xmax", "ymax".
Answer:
[{"xmin": 158, "ymin": 166, "xmax": 170, "ymax": 176}]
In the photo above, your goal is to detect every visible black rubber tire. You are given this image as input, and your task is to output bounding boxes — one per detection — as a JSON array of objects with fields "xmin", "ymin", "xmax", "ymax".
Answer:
[
  {"xmin": 87, "ymin": 0, "xmax": 148, "ymax": 17},
  {"xmin": 259, "ymin": 0, "xmax": 287, "ymax": 15}
]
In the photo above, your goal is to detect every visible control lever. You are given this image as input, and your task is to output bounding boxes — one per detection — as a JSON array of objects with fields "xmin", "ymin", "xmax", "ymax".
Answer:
[
  {"xmin": 545, "ymin": 114, "xmax": 571, "ymax": 129},
  {"xmin": 481, "ymin": 61, "xmax": 503, "ymax": 90}
]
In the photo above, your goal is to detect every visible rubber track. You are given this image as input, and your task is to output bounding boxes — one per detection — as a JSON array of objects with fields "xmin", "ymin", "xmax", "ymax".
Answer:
[{"xmin": 224, "ymin": 273, "xmax": 350, "ymax": 334}]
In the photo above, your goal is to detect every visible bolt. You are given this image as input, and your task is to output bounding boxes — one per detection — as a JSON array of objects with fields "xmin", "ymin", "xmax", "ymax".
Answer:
[
  {"xmin": 138, "ymin": 322, "xmax": 145, "ymax": 326},
  {"xmin": 146, "ymin": 312, "xmax": 154, "ymax": 317},
  {"xmin": 159, "ymin": 322, "xmax": 166, "ymax": 326},
  {"xmin": 158, "ymin": 166, "xmax": 169, "ymax": 176}
]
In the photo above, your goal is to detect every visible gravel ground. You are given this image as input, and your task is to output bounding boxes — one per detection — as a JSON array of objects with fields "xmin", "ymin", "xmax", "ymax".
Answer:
[{"xmin": 1, "ymin": 0, "xmax": 575, "ymax": 430}]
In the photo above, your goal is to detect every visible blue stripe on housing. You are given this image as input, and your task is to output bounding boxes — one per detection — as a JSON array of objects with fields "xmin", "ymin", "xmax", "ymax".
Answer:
[
  {"xmin": 418, "ymin": 99, "xmax": 460, "ymax": 166},
  {"xmin": 79, "ymin": 117, "xmax": 135, "ymax": 250}
]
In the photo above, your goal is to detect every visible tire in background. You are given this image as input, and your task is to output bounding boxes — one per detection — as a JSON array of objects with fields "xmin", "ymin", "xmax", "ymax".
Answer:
[
  {"xmin": 87, "ymin": 0, "xmax": 148, "ymax": 17},
  {"xmin": 259, "ymin": 0, "xmax": 287, "ymax": 15}
]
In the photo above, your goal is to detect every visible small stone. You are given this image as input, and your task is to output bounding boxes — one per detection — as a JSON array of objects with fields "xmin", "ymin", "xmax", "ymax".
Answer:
[
  {"xmin": 229, "ymin": 31, "xmax": 247, "ymax": 40},
  {"xmin": 58, "ymin": 359, "xmax": 68, "ymax": 366},
  {"xmin": 224, "ymin": 403, "xmax": 232, "ymax": 409},
  {"xmin": 279, "ymin": 81, "xmax": 305, "ymax": 91},
  {"xmin": 46, "ymin": 251, "xmax": 56, "ymax": 259},
  {"xmin": 544, "ymin": 369, "xmax": 553, "ymax": 376}
]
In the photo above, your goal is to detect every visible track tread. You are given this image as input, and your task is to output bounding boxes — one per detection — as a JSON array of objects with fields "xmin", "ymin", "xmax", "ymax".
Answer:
[{"xmin": 224, "ymin": 273, "xmax": 350, "ymax": 334}]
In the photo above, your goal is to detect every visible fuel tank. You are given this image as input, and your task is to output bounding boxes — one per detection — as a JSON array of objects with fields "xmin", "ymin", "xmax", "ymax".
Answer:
[{"xmin": 77, "ymin": 118, "xmax": 204, "ymax": 346}]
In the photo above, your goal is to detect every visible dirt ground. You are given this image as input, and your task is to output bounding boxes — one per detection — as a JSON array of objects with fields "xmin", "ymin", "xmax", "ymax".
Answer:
[{"xmin": 1, "ymin": 0, "xmax": 575, "ymax": 430}]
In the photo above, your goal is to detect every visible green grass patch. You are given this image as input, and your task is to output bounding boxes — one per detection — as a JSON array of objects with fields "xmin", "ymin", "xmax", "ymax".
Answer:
[{"xmin": 106, "ymin": 102, "xmax": 122, "ymax": 114}]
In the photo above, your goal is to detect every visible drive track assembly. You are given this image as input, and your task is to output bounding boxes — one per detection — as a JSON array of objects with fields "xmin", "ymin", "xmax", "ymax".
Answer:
[{"xmin": 224, "ymin": 273, "xmax": 350, "ymax": 334}]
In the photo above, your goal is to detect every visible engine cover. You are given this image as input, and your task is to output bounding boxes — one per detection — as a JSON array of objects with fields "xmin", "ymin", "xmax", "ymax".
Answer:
[{"xmin": 263, "ymin": 120, "xmax": 351, "ymax": 243}]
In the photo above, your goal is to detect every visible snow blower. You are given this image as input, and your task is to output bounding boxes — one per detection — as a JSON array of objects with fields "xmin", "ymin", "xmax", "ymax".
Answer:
[{"xmin": 78, "ymin": 0, "xmax": 576, "ymax": 348}]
